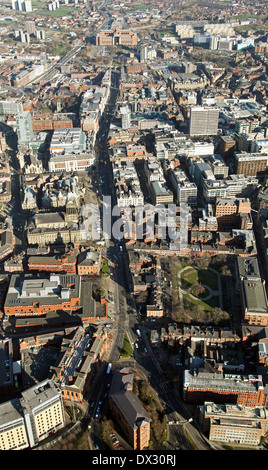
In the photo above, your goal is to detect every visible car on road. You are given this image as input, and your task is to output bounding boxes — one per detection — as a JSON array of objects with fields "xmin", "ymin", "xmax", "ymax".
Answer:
[{"xmin": 95, "ymin": 400, "xmax": 102, "ymax": 420}]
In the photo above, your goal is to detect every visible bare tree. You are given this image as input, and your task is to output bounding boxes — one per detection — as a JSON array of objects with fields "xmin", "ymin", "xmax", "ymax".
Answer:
[{"xmin": 190, "ymin": 281, "xmax": 205, "ymax": 297}]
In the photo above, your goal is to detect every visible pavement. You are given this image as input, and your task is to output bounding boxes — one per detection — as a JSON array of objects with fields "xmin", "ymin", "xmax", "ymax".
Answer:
[{"xmin": 178, "ymin": 265, "xmax": 223, "ymax": 309}]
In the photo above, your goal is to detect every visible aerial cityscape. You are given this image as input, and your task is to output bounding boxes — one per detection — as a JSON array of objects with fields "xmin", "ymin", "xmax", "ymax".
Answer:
[{"xmin": 0, "ymin": 0, "xmax": 267, "ymax": 455}]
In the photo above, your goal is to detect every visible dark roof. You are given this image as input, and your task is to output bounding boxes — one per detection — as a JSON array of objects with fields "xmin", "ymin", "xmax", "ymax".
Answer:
[{"xmin": 110, "ymin": 371, "xmax": 151, "ymax": 430}]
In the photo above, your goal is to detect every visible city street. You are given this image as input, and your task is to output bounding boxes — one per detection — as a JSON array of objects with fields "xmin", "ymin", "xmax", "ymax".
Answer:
[{"xmin": 89, "ymin": 70, "xmax": 212, "ymax": 450}]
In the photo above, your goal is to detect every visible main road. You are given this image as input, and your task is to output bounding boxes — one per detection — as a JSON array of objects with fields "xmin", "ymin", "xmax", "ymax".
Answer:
[{"xmin": 90, "ymin": 68, "xmax": 211, "ymax": 450}]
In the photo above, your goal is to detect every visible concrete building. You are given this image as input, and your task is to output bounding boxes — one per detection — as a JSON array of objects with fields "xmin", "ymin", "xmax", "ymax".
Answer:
[
  {"xmin": 219, "ymin": 135, "xmax": 236, "ymax": 160},
  {"xmin": 49, "ymin": 128, "xmax": 87, "ymax": 154},
  {"xmin": 16, "ymin": 111, "xmax": 34, "ymax": 145},
  {"xmin": 12, "ymin": 0, "xmax": 32, "ymax": 11},
  {"xmin": 0, "ymin": 100, "xmax": 23, "ymax": 115},
  {"xmin": 48, "ymin": 152, "xmax": 94, "ymax": 172},
  {"xmin": 170, "ymin": 169, "xmax": 197, "ymax": 206},
  {"xmin": 189, "ymin": 106, "xmax": 219, "ymax": 136},
  {"xmin": 120, "ymin": 106, "xmax": 131, "ymax": 130},
  {"xmin": 175, "ymin": 24, "xmax": 195, "ymax": 39},
  {"xmin": 140, "ymin": 45, "xmax": 148, "ymax": 63},
  {"xmin": 150, "ymin": 181, "xmax": 173, "ymax": 205},
  {"xmin": 236, "ymin": 256, "xmax": 261, "ymax": 282},
  {"xmin": 199, "ymin": 401, "xmax": 268, "ymax": 446},
  {"xmin": 0, "ymin": 379, "xmax": 65, "ymax": 450}
]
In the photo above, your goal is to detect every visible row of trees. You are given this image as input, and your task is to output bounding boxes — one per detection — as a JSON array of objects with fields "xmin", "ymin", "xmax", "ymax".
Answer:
[{"xmin": 171, "ymin": 304, "xmax": 230, "ymax": 326}]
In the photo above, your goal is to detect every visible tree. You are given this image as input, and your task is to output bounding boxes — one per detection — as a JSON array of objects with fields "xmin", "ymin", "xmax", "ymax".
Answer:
[
  {"xmin": 171, "ymin": 305, "xmax": 192, "ymax": 323},
  {"xmin": 191, "ymin": 304, "xmax": 206, "ymax": 323},
  {"xmin": 210, "ymin": 307, "xmax": 230, "ymax": 325},
  {"xmin": 220, "ymin": 265, "xmax": 232, "ymax": 277},
  {"xmin": 190, "ymin": 281, "xmax": 205, "ymax": 297},
  {"xmin": 194, "ymin": 256, "xmax": 211, "ymax": 268}
]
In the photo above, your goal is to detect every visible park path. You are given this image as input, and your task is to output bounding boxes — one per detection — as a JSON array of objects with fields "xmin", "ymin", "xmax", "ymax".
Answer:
[{"xmin": 178, "ymin": 266, "xmax": 223, "ymax": 309}]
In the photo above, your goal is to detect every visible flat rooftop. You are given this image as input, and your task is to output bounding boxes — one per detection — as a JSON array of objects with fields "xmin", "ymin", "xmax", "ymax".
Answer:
[
  {"xmin": 242, "ymin": 280, "xmax": 268, "ymax": 313},
  {"xmin": 237, "ymin": 256, "xmax": 261, "ymax": 281},
  {"xmin": 4, "ymin": 274, "xmax": 81, "ymax": 308}
]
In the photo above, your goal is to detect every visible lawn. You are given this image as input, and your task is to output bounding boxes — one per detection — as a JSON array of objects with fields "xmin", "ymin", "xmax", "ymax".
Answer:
[
  {"xmin": 127, "ymin": 3, "xmax": 151, "ymax": 10},
  {"xmin": 120, "ymin": 335, "xmax": 133, "ymax": 358},
  {"xmin": 181, "ymin": 267, "xmax": 219, "ymax": 291},
  {"xmin": 101, "ymin": 259, "xmax": 110, "ymax": 277},
  {"xmin": 183, "ymin": 293, "xmax": 220, "ymax": 311},
  {"xmin": 181, "ymin": 266, "xmax": 220, "ymax": 311},
  {"xmin": 30, "ymin": 1, "xmax": 74, "ymax": 16},
  {"xmin": 38, "ymin": 7, "xmax": 74, "ymax": 17}
]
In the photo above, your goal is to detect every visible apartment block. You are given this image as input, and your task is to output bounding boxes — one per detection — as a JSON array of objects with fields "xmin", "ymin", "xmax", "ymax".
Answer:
[
  {"xmin": 20, "ymin": 380, "xmax": 65, "ymax": 448},
  {"xmin": 0, "ymin": 398, "xmax": 29, "ymax": 450},
  {"xmin": 0, "ymin": 379, "xmax": 65, "ymax": 450},
  {"xmin": 12, "ymin": 0, "xmax": 32, "ymax": 11}
]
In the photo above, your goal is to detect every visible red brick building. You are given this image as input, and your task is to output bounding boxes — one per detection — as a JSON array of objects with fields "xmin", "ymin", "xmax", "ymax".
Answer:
[
  {"xmin": 51, "ymin": 326, "xmax": 111, "ymax": 403},
  {"xmin": 109, "ymin": 369, "xmax": 151, "ymax": 450},
  {"xmin": 4, "ymin": 274, "xmax": 82, "ymax": 317},
  {"xmin": 96, "ymin": 28, "xmax": 138, "ymax": 47},
  {"xmin": 28, "ymin": 252, "xmax": 77, "ymax": 274},
  {"xmin": 32, "ymin": 113, "xmax": 74, "ymax": 132},
  {"xmin": 183, "ymin": 367, "xmax": 267, "ymax": 406}
]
